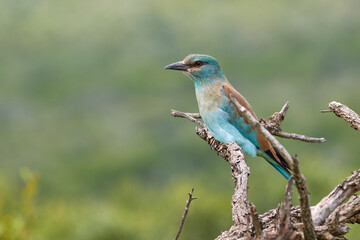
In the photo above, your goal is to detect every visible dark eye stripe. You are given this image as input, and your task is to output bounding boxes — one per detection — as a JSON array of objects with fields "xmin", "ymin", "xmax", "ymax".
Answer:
[{"xmin": 192, "ymin": 61, "xmax": 207, "ymax": 67}]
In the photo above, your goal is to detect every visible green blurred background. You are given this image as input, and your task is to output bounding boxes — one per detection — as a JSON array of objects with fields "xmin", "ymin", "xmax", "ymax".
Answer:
[{"xmin": 0, "ymin": 0, "xmax": 359, "ymax": 239}]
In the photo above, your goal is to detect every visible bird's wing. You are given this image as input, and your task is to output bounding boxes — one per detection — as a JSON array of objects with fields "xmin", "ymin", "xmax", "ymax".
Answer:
[{"xmin": 221, "ymin": 83, "xmax": 291, "ymax": 178}]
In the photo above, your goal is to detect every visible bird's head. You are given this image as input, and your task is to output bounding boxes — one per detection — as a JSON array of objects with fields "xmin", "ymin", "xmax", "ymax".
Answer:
[{"xmin": 164, "ymin": 54, "xmax": 225, "ymax": 82}]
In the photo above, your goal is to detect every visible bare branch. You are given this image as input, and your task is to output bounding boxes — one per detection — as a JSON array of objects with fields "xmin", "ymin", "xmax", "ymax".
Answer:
[
  {"xmin": 171, "ymin": 101, "xmax": 359, "ymax": 239},
  {"xmin": 280, "ymin": 101, "xmax": 290, "ymax": 117},
  {"xmin": 228, "ymin": 142, "xmax": 251, "ymax": 227},
  {"xmin": 336, "ymin": 194, "xmax": 360, "ymax": 224},
  {"xmin": 320, "ymin": 109, "xmax": 335, "ymax": 113},
  {"xmin": 312, "ymin": 169, "xmax": 360, "ymax": 226},
  {"xmin": 173, "ymin": 111, "xmax": 202, "ymax": 119},
  {"xmin": 194, "ymin": 127, "xmax": 254, "ymax": 239},
  {"xmin": 273, "ymin": 132, "xmax": 325, "ymax": 143},
  {"xmin": 250, "ymin": 203, "xmax": 263, "ymax": 239},
  {"xmin": 284, "ymin": 177, "xmax": 294, "ymax": 211},
  {"xmin": 292, "ymin": 155, "xmax": 316, "ymax": 240},
  {"xmin": 228, "ymin": 96, "xmax": 319, "ymax": 239},
  {"xmin": 174, "ymin": 188, "xmax": 197, "ymax": 240},
  {"xmin": 322, "ymin": 101, "xmax": 360, "ymax": 130},
  {"xmin": 195, "ymin": 127, "xmax": 251, "ymax": 231},
  {"xmin": 271, "ymin": 177, "xmax": 298, "ymax": 240},
  {"xmin": 261, "ymin": 102, "xmax": 326, "ymax": 143},
  {"xmin": 326, "ymin": 210, "xmax": 350, "ymax": 237},
  {"xmin": 171, "ymin": 109, "xmax": 205, "ymax": 128}
]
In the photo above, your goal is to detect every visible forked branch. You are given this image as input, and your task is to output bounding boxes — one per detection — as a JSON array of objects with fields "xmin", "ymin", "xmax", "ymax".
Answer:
[
  {"xmin": 171, "ymin": 100, "xmax": 360, "ymax": 239},
  {"xmin": 174, "ymin": 188, "xmax": 197, "ymax": 240},
  {"xmin": 312, "ymin": 169, "xmax": 360, "ymax": 225},
  {"xmin": 261, "ymin": 102, "xmax": 325, "ymax": 143}
]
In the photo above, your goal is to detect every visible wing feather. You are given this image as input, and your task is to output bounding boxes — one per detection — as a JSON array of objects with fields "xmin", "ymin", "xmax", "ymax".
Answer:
[{"xmin": 222, "ymin": 83, "xmax": 291, "ymax": 178}]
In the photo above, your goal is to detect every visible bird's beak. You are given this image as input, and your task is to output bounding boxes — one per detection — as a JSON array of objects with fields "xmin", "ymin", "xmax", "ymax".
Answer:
[{"xmin": 164, "ymin": 61, "xmax": 189, "ymax": 71}]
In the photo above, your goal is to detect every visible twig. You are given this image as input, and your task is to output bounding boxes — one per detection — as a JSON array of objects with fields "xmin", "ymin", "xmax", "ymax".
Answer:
[
  {"xmin": 229, "ymin": 93, "xmax": 294, "ymax": 169},
  {"xmin": 320, "ymin": 109, "xmax": 334, "ymax": 113},
  {"xmin": 292, "ymin": 155, "xmax": 316, "ymax": 240},
  {"xmin": 262, "ymin": 102, "xmax": 326, "ymax": 143},
  {"xmin": 273, "ymin": 132, "xmax": 325, "ymax": 143},
  {"xmin": 312, "ymin": 169, "xmax": 360, "ymax": 226},
  {"xmin": 280, "ymin": 101, "xmax": 290, "ymax": 117},
  {"xmin": 284, "ymin": 177, "xmax": 294, "ymax": 212},
  {"xmin": 323, "ymin": 101, "xmax": 360, "ymax": 130},
  {"xmin": 171, "ymin": 109, "xmax": 205, "ymax": 128},
  {"xmin": 174, "ymin": 188, "xmax": 197, "ymax": 240},
  {"xmin": 173, "ymin": 111, "xmax": 202, "ymax": 119},
  {"xmin": 277, "ymin": 177, "xmax": 294, "ymax": 229}
]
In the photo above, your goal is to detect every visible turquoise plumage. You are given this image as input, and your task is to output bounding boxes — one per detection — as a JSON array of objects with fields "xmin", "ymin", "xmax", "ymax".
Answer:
[{"xmin": 165, "ymin": 54, "xmax": 291, "ymax": 179}]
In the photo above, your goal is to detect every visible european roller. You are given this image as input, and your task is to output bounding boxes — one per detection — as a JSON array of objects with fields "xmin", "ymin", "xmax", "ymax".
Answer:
[{"xmin": 165, "ymin": 54, "xmax": 291, "ymax": 179}]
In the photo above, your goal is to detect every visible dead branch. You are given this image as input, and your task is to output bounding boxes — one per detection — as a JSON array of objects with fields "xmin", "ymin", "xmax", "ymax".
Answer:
[
  {"xmin": 269, "ymin": 177, "xmax": 303, "ymax": 240},
  {"xmin": 258, "ymin": 172, "xmax": 360, "ymax": 238},
  {"xmin": 312, "ymin": 169, "xmax": 360, "ymax": 226},
  {"xmin": 195, "ymin": 127, "xmax": 252, "ymax": 238},
  {"xmin": 171, "ymin": 109, "xmax": 205, "ymax": 128},
  {"xmin": 335, "ymin": 194, "xmax": 360, "ymax": 224},
  {"xmin": 272, "ymin": 132, "xmax": 325, "ymax": 143},
  {"xmin": 171, "ymin": 100, "xmax": 360, "ymax": 240},
  {"xmin": 260, "ymin": 102, "xmax": 325, "ymax": 143},
  {"xmin": 292, "ymin": 156, "xmax": 316, "ymax": 239},
  {"xmin": 250, "ymin": 203, "xmax": 263, "ymax": 239},
  {"xmin": 321, "ymin": 101, "xmax": 360, "ymax": 130},
  {"xmin": 230, "ymin": 96, "xmax": 318, "ymax": 239},
  {"xmin": 174, "ymin": 188, "xmax": 197, "ymax": 240}
]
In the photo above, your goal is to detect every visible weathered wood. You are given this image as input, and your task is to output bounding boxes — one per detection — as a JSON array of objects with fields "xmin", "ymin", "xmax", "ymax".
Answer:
[
  {"xmin": 324, "ymin": 101, "xmax": 360, "ymax": 130},
  {"xmin": 312, "ymin": 169, "xmax": 360, "ymax": 225},
  {"xmin": 292, "ymin": 156, "xmax": 316, "ymax": 240},
  {"xmin": 171, "ymin": 100, "xmax": 360, "ymax": 240},
  {"xmin": 195, "ymin": 127, "xmax": 252, "ymax": 239},
  {"xmin": 261, "ymin": 102, "xmax": 325, "ymax": 143}
]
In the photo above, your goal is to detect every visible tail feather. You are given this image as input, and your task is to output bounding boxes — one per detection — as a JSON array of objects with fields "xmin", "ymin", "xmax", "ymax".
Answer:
[
  {"xmin": 260, "ymin": 149, "xmax": 292, "ymax": 180},
  {"xmin": 264, "ymin": 158, "xmax": 291, "ymax": 180}
]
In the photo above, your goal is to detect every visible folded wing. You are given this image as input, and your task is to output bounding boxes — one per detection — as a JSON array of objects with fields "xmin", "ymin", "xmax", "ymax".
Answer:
[{"xmin": 221, "ymin": 83, "xmax": 291, "ymax": 179}]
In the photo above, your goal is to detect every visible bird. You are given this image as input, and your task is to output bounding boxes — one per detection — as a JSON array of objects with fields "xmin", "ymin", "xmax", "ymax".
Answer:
[{"xmin": 164, "ymin": 54, "xmax": 291, "ymax": 179}]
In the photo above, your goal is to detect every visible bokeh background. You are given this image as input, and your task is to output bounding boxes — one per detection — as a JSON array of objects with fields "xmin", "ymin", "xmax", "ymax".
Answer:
[{"xmin": 0, "ymin": 0, "xmax": 359, "ymax": 239}]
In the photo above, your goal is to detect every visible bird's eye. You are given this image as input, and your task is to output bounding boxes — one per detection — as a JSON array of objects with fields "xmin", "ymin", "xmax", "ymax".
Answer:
[{"xmin": 194, "ymin": 61, "xmax": 204, "ymax": 66}]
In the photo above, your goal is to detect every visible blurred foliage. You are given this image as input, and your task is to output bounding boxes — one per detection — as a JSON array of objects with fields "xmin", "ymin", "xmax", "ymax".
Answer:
[
  {"xmin": 0, "ymin": 169, "xmax": 39, "ymax": 240},
  {"xmin": 0, "ymin": 0, "xmax": 359, "ymax": 239}
]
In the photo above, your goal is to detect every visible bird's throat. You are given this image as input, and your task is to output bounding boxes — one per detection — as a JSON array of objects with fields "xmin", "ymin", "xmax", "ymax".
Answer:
[{"xmin": 194, "ymin": 80, "xmax": 226, "ymax": 113}]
